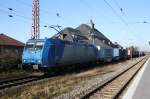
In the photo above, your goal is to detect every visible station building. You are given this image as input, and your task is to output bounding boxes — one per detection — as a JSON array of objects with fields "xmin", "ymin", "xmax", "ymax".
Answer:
[{"xmin": 0, "ymin": 33, "xmax": 25, "ymax": 58}]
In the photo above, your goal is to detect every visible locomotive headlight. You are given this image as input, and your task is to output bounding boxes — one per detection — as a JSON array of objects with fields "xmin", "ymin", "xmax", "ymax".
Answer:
[
  {"xmin": 23, "ymin": 60, "xmax": 26, "ymax": 62},
  {"xmin": 38, "ymin": 60, "xmax": 41, "ymax": 63}
]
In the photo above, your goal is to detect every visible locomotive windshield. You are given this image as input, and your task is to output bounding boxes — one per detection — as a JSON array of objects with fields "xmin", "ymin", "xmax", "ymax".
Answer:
[
  {"xmin": 35, "ymin": 42, "xmax": 44, "ymax": 51},
  {"xmin": 25, "ymin": 42, "xmax": 35, "ymax": 51},
  {"xmin": 25, "ymin": 41, "xmax": 44, "ymax": 51}
]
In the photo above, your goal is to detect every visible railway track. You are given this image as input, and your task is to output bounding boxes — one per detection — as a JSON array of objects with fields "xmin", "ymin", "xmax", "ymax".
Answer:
[
  {"xmin": 79, "ymin": 56, "xmax": 149, "ymax": 99},
  {"xmin": 0, "ymin": 75, "xmax": 43, "ymax": 90},
  {"xmin": 0, "ymin": 56, "xmax": 148, "ymax": 98}
]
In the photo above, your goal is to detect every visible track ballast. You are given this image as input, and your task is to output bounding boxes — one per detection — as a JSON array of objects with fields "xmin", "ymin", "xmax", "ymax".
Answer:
[{"xmin": 80, "ymin": 56, "xmax": 148, "ymax": 99}]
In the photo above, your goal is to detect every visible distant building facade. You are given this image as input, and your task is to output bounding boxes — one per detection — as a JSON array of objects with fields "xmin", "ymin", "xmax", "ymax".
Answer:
[{"xmin": 0, "ymin": 33, "xmax": 25, "ymax": 58}]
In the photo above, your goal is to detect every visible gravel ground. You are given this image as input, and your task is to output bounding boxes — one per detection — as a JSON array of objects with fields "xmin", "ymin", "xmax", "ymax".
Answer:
[
  {"xmin": 0, "ymin": 57, "xmax": 144, "ymax": 99},
  {"xmin": 0, "ymin": 70, "xmax": 27, "ymax": 81},
  {"xmin": 54, "ymin": 57, "xmax": 144, "ymax": 99}
]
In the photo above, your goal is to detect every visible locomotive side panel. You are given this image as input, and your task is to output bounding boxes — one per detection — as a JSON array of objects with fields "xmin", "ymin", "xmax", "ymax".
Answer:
[{"xmin": 58, "ymin": 42, "xmax": 98, "ymax": 66}]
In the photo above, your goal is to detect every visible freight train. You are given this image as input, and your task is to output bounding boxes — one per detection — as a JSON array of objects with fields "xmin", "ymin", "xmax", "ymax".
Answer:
[
  {"xmin": 22, "ymin": 21, "xmax": 145, "ymax": 72},
  {"xmin": 22, "ymin": 37, "xmax": 144, "ymax": 72}
]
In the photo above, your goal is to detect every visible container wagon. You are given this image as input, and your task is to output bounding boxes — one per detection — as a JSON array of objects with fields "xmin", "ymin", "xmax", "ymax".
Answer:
[
  {"xmin": 112, "ymin": 48, "xmax": 120, "ymax": 61},
  {"xmin": 98, "ymin": 47, "xmax": 113, "ymax": 62}
]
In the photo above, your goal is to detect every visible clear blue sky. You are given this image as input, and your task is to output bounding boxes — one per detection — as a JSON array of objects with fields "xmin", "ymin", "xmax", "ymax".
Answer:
[{"xmin": 0, "ymin": 0, "xmax": 150, "ymax": 51}]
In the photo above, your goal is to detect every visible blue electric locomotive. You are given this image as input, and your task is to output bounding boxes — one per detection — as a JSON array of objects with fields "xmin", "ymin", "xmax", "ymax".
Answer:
[{"xmin": 22, "ymin": 38, "xmax": 98, "ymax": 70}]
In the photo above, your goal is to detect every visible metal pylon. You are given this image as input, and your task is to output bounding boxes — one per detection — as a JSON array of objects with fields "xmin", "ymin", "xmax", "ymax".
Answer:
[{"xmin": 31, "ymin": 0, "xmax": 40, "ymax": 39}]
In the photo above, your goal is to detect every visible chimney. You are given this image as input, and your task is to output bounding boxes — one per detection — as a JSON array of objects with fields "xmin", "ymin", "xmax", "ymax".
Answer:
[{"xmin": 87, "ymin": 19, "xmax": 94, "ymax": 29}]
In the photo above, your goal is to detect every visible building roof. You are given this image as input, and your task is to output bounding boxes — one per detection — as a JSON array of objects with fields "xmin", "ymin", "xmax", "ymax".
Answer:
[
  {"xmin": 52, "ymin": 27, "xmax": 88, "ymax": 41},
  {"xmin": 52, "ymin": 27, "xmax": 112, "ymax": 48},
  {"xmin": 0, "ymin": 33, "xmax": 25, "ymax": 46},
  {"xmin": 76, "ymin": 24, "xmax": 111, "ymax": 42},
  {"xmin": 52, "ymin": 20, "xmax": 113, "ymax": 48},
  {"xmin": 76, "ymin": 24, "xmax": 113, "ymax": 48}
]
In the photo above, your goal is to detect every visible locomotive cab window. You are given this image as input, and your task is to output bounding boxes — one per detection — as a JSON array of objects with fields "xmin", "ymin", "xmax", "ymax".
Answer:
[
  {"xmin": 25, "ymin": 42, "xmax": 34, "ymax": 51},
  {"xmin": 35, "ymin": 42, "xmax": 44, "ymax": 51},
  {"xmin": 25, "ymin": 41, "xmax": 44, "ymax": 51}
]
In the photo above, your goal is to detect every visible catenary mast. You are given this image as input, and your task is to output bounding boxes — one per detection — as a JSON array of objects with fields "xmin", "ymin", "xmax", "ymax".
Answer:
[{"xmin": 31, "ymin": 0, "xmax": 40, "ymax": 39}]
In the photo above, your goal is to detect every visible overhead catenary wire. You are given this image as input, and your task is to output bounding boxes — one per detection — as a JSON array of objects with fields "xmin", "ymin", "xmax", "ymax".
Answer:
[
  {"xmin": 80, "ymin": 0, "xmax": 134, "ymax": 40},
  {"xmin": 114, "ymin": 1, "xmax": 149, "ymax": 23},
  {"xmin": 0, "ymin": 3, "xmax": 53, "ymax": 26},
  {"xmin": 113, "ymin": 0, "xmax": 130, "ymax": 23},
  {"xmin": 15, "ymin": 0, "xmax": 61, "ymax": 18},
  {"xmin": 0, "ymin": 3, "xmax": 66, "ymax": 37},
  {"xmin": 0, "ymin": 3, "xmax": 31, "ymax": 20},
  {"xmin": 113, "ymin": 0, "xmax": 124, "ymax": 14},
  {"xmin": 106, "ymin": 0, "xmax": 150, "ymax": 48},
  {"xmin": 79, "ymin": 0, "xmax": 93, "ymax": 16},
  {"xmin": 79, "ymin": 0, "xmax": 133, "ymax": 45},
  {"xmin": 14, "ymin": 0, "xmax": 72, "ymax": 27},
  {"xmin": 79, "ymin": 0, "xmax": 115, "ymax": 24},
  {"xmin": 0, "ymin": 8, "xmax": 31, "ymax": 21},
  {"xmin": 0, "ymin": 8, "xmax": 33, "ymax": 35},
  {"xmin": 103, "ymin": 0, "xmax": 137, "ymax": 35},
  {"xmin": 0, "ymin": 7, "xmax": 59, "ymax": 36},
  {"xmin": 103, "ymin": 0, "xmax": 140, "ymax": 45},
  {"xmin": 103, "ymin": 0, "xmax": 128, "ymax": 26},
  {"xmin": 0, "ymin": 5, "xmax": 59, "ymax": 36}
]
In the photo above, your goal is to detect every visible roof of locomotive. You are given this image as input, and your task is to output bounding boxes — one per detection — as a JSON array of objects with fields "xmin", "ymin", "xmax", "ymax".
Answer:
[{"xmin": 26, "ymin": 38, "xmax": 47, "ymax": 43}]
